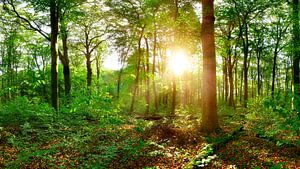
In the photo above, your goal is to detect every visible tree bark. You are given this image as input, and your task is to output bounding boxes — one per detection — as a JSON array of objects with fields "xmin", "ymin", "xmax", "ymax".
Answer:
[
  {"xmin": 201, "ymin": 0, "xmax": 219, "ymax": 132},
  {"xmin": 58, "ymin": 36, "xmax": 71, "ymax": 96},
  {"xmin": 95, "ymin": 53, "xmax": 101, "ymax": 88},
  {"xmin": 58, "ymin": 16, "xmax": 71, "ymax": 97},
  {"xmin": 240, "ymin": 67, "xmax": 243, "ymax": 104},
  {"xmin": 243, "ymin": 24, "xmax": 249, "ymax": 107},
  {"xmin": 144, "ymin": 37, "xmax": 150, "ymax": 114},
  {"xmin": 223, "ymin": 57, "xmax": 228, "ymax": 102},
  {"xmin": 50, "ymin": 0, "xmax": 59, "ymax": 110},
  {"xmin": 257, "ymin": 50, "xmax": 261, "ymax": 96},
  {"xmin": 117, "ymin": 67, "xmax": 123, "ymax": 98},
  {"xmin": 292, "ymin": 0, "xmax": 300, "ymax": 111},
  {"xmin": 86, "ymin": 53, "xmax": 92, "ymax": 87},
  {"xmin": 229, "ymin": 41, "xmax": 237, "ymax": 107},
  {"xmin": 272, "ymin": 50, "xmax": 278, "ymax": 96}
]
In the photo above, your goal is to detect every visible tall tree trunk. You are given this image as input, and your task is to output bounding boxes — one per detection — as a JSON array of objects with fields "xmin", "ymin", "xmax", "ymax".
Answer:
[
  {"xmin": 251, "ymin": 68, "xmax": 255, "ymax": 98},
  {"xmin": 223, "ymin": 58, "xmax": 228, "ymax": 102},
  {"xmin": 292, "ymin": 0, "xmax": 300, "ymax": 111},
  {"xmin": 152, "ymin": 26, "xmax": 158, "ymax": 111},
  {"xmin": 171, "ymin": 77, "xmax": 176, "ymax": 116},
  {"xmin": 285, "ymin": 58, "xmax": 290, "ymax": 95},
  {"xmin": 228, "ymin": 65, "xmax": 234, "ymax": 107},
  {"xmin": 243, "ymin": 24, "xmax": 249, "ymax": 107},
  {"xmin": 59, "ymin": 17, "xmax": 71, "ymax": 97},
  {"xmin": 240, "ymin": 67, "xmax": 243, "ymax": 104},
  {"xmin": 96, "ymin": 57, "xmax": 100, "ymax": 80},
  {"xmin": 86, "ymin": 53, "xmax": 92, "ymax": 87},
  {"xmin": 50, "ymin": 0, "xmax": 59, "ymax": 110},
  {"xmin": 257, "ymin": 50, "xmax": 261, "ymax": 96},
  {"xmin": 229, "ymin": 42, "xmax": 236, "ymax": 107},
  {"xmin": 272, "ymin": 50, "xmax": 278, "ymax": 96},
  {"xmin": 117, "ymin": 67, "xmax": 123, "ymax": 98},
  {"xmin": 201, "ymin": 0, "xmax": 219, "ymax": 132},
  {"xmin": 226, "ymin": 29, "xmax": 235, "ymax": 107},
  {"xmin": 234, "ymin": 64, "xmax": 238, "ymax": 102},
  {"xmin": 272, "ymin": 21, "xmax": 283, "ymax": 96},
  {"xmin": 144, "ymin": 37, "xmax": 150, "ymax": 114},
  {"xmin": 130, "ymin": 27, "xmax": 145, "ymax": 113},
  {"xmin": 58, "ymin": 37, "xmax": 71, "ymax": 97}
]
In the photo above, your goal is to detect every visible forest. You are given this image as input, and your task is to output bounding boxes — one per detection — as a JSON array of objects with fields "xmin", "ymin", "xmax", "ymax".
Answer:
[{"xmin": 0, "ymin": 0, "xmax": 299, "ymax": 168}]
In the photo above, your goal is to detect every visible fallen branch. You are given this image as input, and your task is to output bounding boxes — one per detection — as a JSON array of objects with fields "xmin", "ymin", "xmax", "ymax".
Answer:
[
  {"xmin": 135, "ymin": 115, "xmax": 163, "ymax": 121},
  {"xmin": 255, "ymin": 133, "xmax": 299, "ymax": 148}
]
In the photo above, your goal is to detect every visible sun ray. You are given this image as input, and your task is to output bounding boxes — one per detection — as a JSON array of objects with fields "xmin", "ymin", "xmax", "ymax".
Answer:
[{"xmin": 167, "ymin": 49, "xmax": 190, "ymax": 76}]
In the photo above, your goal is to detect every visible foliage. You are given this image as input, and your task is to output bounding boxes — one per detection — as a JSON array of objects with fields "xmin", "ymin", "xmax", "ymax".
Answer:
[
  {"xmin": 0, "ymin": 97, "xmax": 54, "ymax": 128},
  {"xmin": 247, "ymin": 94, "xmax": 300, "ymax": 139}
]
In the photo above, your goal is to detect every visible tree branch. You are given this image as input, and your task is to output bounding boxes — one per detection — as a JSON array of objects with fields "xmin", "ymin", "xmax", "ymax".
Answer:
[{"xmin": 3, "ymin": 0, "xmax": 51, "ymax": 41}]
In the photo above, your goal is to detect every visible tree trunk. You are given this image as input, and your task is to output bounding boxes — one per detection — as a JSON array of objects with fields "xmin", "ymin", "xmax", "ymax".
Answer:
[
  {"xmin": 171, "ymin": 77, "xmax": 176, "ymax": 116},
  {"xmin": 58, "ymin": 17, "xmax": 71, "ymax": 97},
  {"xmin": 239, "ymin": 67, "xmax": 243, "ymax": 104},
  {"xmin": 226, "ymin": 29, "xmax": 235, "ymax": 107},
  {"xmin": 223, "ymin": 58, "xmax": 228, "ymax": 102},
  {"xmin": 234, "ymin": 67, "xmax": 237, "ymax": 101},
  {"xmin": 59, "ymin": 36, "xmax": 71, "ymax": 96},
  {"xmin": 201, "ymin": 0, "xmax": 219, "ymax": 132},
  {"xmin": 96, "ymin": 55, "xmax": 100, "ymax": 81},
  {"xmin": 243, "ymin": 24, "xmax": 249, "ymax": 107},
  {"xmin": 272, "ymin": 50, "xmax": 278, "ymax": 96},
  {"xmin": 228, "ymin": 66, "xmax": 234, "ymax": 107},
  {"xmin": 117, "ymin": 67, "xmax": 123, "ymax": 98},
  {"xmin": 130, "ymin": 27, "xmax": 145, "ymax": 113},
  {"xmin": 144, "ymin": 37, "xmax": 150, "ymax": 114},
  {"xmin": 50, "ymin": 0, "xmax": 59, "ymax": 110},
  {"xmin": 292, "ymin": 0, "xmax": 300, "ymax": 111},
  {"xmin": 86, "ymin": 54, "xmax": 92, "ymax": 87},
  {"xmin": 152, "ymin": 26, "xmax": 158, "ymax": 111},
  {"xmin": 257, "ymin": 50, "xmax": 261, "ymax": 96},
  {"xmin": 285, "ymin": 58, "xmax": 290, "ymax": 94}
]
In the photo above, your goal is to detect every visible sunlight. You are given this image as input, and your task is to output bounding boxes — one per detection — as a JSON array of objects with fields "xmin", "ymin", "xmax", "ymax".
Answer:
[{"xmin": 167, "ymin": 49, "xmax": 190, "ymax": 76}]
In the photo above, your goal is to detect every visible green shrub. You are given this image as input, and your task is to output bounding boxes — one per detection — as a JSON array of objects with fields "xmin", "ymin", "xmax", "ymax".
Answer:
[
  {"xmin": 0, "ymin": 97, "xmax": 54, "ymax": 128},
  {"xmin": 247, "ymin": 94, "xmax": 299, "ymax": 138}
]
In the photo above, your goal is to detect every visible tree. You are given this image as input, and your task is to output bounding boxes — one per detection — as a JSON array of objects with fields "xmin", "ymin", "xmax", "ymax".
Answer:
[
  {"xmin": 57, "ymin": 0, "xmax": 85, "ymax": 97},
  {"xmin": 50, "ymin": 0, "xmax": 59, "ymax": 110},
  {"xmin": 270, "ymin": 9, "xmax": 289, "ymax": 96},
  {"xmin": 71, "ymin": 3, "xmax": 108, "ymax": 88},
  {"xmin": 201, "ymin": 0, "xmax": 219, "ymax": 132},
  {"xmin": 292, "ymin": 0, "xmax": 300, "ymax": 111}
]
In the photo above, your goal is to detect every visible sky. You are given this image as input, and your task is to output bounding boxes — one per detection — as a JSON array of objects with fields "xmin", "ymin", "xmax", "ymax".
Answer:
[{"xmin": 102, "ymin": 52, "xmax": 122, "ymax": 70}]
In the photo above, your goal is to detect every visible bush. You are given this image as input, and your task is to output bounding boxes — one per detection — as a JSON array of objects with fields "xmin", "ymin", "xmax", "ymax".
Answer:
[
  {"xmin": 0, "ymin": 97, "xmax": 54, "ymax": 128},
  {"xmin": 246, "ymin": 94, "xmax": 300, "ymax": 138}
]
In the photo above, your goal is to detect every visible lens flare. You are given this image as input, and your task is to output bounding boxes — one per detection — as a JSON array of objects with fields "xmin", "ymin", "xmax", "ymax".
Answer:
[{"xmin": 167, "ymin": 49, "xmax": 190, "ymax": 76}]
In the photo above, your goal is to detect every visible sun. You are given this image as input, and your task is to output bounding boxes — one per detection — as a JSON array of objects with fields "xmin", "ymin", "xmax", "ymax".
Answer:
[{"xmin": 167, "ymin": 49, "xmax": 190, "ymax": 76}]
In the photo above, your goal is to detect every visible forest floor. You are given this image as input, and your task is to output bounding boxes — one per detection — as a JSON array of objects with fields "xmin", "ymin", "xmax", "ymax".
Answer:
[
  {"xmin": 109, "ymin": 111, "xmax": 300, "ymax": 169},
  {"xmin": 0, "ymin": 107, "xmax": 300, "ymax": 169}
]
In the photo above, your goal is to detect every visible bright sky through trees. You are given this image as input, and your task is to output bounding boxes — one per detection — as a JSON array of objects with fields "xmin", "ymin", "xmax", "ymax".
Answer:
[
  {"xmin": 103, "ymin": 52, "xmax": 122, "ymax": 70},
  {"xmin": 167, "ymin": 49, "xmax": 191, "ymax": 76}
]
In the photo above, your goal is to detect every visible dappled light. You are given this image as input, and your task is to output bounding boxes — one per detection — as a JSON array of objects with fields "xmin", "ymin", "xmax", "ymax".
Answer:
[{"xmin": 0, "ymin": 0, "xmax": 299, "ymax": 168}]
